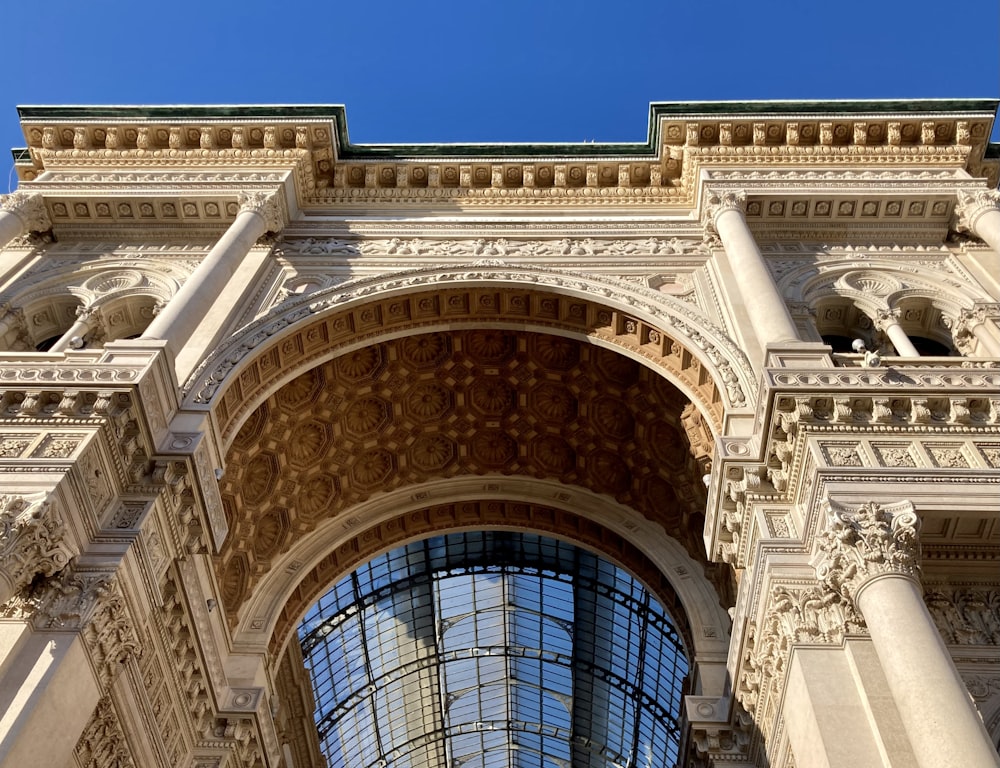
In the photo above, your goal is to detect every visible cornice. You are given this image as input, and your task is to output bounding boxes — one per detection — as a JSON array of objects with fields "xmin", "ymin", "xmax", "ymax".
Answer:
[{"xmin": 13, "ymin": 100, "xmax": 998, "ymax": 208}]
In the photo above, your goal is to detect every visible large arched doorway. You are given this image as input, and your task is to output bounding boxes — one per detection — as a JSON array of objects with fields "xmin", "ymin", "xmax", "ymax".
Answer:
[{"xmin": 211, "ymin": 314, "xmax": 735, "ymax": 763}]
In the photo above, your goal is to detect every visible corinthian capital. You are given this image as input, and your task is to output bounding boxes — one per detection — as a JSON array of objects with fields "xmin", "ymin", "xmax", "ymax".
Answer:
[
  {"xmin": 814, "ymin": 499, "xmax": 921, "ymax": 602},
  {"xmin": 0, "ymin": 493, "xmax": 73, "ymax": 604},
  {"xmin": 238, "ymin": 191, "xmax": 284, "ymax": 234},
  {"xmin": 873, "ymin": 307, "xmax": 901, "ymax": 331},
  {"xmin": 703, "ymin": 190, "xmax": 747, "ymax": 234},
  {"xmin": 954, "ymin": 188, "xmax": 1000, "ymax": 235},
  {"xmin": 0, "ymin": 191, "xmax": 52, "ymax": 233}
]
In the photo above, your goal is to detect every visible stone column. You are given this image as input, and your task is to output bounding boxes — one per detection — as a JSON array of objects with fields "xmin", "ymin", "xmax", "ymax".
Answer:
[
  {"xmin": 874, "ymin": 309, "xmax": 921, "ymax": 357},
  {"xmin": 49, "ymin": 307, "xmax": 102, "ymax": 353},
  {"xmin": 142, "ymin": 191, "xmax": 283, "ymax": 356},
  {"xmin": 0, "ymin": 191, "xmax": 51, "ymax": 248},
  {"xmin": 705, "ymin": 191, "xmax": 800, "ymax": 346},
  {"xmin": 0, "ymin": 306, "xmax": 27, "ymax": 348},
  {"xmin": 815, "ymin": 500, "xmax": 1000, "ymax": 768},
  {"xmin": 955, "ymin": 189, "xmax": 1000, "ymax": 257},
  {"xmin": 0, "ymin": 569, "xmax": 139, "ymax": 768},
  {"xmin": 953, "ymin": 307, "xmax": 1000, "ymax": 357}
]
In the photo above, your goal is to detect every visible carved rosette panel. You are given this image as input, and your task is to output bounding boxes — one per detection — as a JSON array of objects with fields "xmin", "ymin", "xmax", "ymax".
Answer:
[
  {"xmin": 219, "ymin": 329, "xmax": 712, "ymax": 623},
  {"xmin": 814, "ymin": 500, "xmax": 921, "ymax": 602}
]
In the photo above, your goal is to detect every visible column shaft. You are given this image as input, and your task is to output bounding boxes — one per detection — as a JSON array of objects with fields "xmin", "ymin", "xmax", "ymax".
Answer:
[
  {"xmin": 49, "ymin": 315, "xmax": 96, "ymax": 352},
  {"xmin": 0, "ymin": 213, "xmax": 23, "ymax": 249},
  {"xmin": 142, "ymin": 207, "xmax": 268, "ymax": 355},
  {"xmin": 714, "ymin": 207, "xmax": 799, "ymax": 346},
  {"xmin": 0, "ymin": 624, "xmax": 100, "ymax": 768},
  {"xmin": 970, "ymin": 207, "xmax": 1000, "ymax": 257},
  {"xmin": 972, "ymin": 324, "xmax": 1000, "ymax": 356},
  {"xmin": 881, "ymin": 320, "xmax": 920, "ymax": 357},
  {"xmin": 856, "ymin": 574, "xmax": 1000, "ymax": 768}
]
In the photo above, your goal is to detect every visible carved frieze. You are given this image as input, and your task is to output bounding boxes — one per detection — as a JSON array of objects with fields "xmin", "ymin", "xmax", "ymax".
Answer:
[{"xmin": 925, "ymin": 588, "xmax": 1000, "ymax": 645}]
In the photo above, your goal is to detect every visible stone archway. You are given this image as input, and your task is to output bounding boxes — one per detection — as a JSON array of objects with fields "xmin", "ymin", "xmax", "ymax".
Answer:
[
  {"xmin": 214, "ymin": 326, "xmax": 735, "ymax": 667},
  {"xmin": 185, "ymin": 265, "xmax": 756, "ymax": 439}
]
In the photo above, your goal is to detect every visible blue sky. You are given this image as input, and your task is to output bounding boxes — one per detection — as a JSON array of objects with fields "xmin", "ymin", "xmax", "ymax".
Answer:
[{"xmin": 4, "ymin": 1, "xmax": 998, "ymax": 191}]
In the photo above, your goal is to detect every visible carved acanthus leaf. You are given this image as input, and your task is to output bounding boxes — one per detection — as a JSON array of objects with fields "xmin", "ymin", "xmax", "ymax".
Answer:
[
  {"xmin": 237, "ymin": 190, "xmax": 284, "ymax": 233},
  {"xmin": 0, "ymin": 493, "xmax": 73, "ymax": 602},
  {"xmin": 813, "ymin": 499, "xmax": 921, "ymax": 602},
  {"xmin": 954, "ymin": 188, "xmax": 1000, "ymax": 234},
  {"xmin": 703, "ymin": 189, "xmax": 747, "ymax": 235},
  {"xmin": 0, "ymin": 190, "xmax": 52, "ymax": 232}
]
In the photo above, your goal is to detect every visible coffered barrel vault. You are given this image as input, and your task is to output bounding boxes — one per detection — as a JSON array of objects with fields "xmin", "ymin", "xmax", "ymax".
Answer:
[{"xmin": 0, "ymin": 100, "xmax": 999, "ymax": 768}]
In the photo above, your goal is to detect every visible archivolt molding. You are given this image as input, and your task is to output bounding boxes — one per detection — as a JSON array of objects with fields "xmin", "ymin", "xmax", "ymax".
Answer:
[
  {"xmin": 225, "ymin": 476, "xmax": 732, "ymax": 665},
  {"xmin": 184, "ymin": 263, "xmax": 755, "ymax": 439},
  {"xmin": 781, "ymin": 258, "xmax": 988, "ymax": 314}
]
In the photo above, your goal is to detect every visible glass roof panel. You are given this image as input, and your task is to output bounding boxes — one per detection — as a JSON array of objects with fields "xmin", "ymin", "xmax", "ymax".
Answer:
[{"xmin": 298, "ymin": 532, "xmax": 689, "ymax": 768}]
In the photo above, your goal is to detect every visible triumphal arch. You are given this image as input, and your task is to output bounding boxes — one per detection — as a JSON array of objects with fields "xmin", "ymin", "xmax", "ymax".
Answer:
[{"xmin": 1, "ymin": 100, "xmax": 999, "ymax": 768}]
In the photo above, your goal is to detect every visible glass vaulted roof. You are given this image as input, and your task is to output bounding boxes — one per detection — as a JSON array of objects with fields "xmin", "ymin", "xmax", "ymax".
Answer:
[{"xmin": 298, "ymin": 532, "xmax": 690, "ymax": 768}]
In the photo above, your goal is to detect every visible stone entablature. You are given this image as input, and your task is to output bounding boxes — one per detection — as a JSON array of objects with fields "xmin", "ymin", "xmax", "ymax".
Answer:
[{"xmin": 15, "ymin": 102, "xmax": 998, "ymax": 212}]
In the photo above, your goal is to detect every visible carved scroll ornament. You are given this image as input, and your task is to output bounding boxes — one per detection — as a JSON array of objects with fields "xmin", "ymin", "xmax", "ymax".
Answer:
[{"xmin": 813, "ymin": 499, "xmax": 921, "ymax": 602}]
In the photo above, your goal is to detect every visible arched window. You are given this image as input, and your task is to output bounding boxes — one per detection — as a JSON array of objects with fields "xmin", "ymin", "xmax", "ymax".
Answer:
[{"xmin": 299, "ymin": 531, "xmax": 690, "ymax": 768}]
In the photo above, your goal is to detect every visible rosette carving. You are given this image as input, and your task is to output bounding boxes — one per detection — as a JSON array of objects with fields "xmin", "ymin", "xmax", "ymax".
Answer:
[
  {"xmin": 0, "ymin": 494, "xmax": 73, "ymax": 604},
  {"xmin": 814, "ymin": 499, "xmax": 921, "ymax": 602}
]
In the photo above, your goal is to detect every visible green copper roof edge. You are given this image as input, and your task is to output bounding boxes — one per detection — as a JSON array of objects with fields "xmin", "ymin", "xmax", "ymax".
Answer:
[{"xmin": 14, "ymin": 99, "xmax": 999, "ymax": 160}]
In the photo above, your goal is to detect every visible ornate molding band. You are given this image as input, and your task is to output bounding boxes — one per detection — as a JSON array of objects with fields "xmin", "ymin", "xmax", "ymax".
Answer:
[
  {"xmin": 814, "ymin": 499, "xmax": 921, "ymax": 602},
  {"xmin": 183, "ymin": 264, "xmax": 755, "ymax": 426}
]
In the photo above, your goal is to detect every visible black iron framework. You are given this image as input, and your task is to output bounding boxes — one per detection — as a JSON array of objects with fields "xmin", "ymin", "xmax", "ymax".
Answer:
[{"xmin": 299, "ymin": 532, "xmax": 690, "ymax": 768}]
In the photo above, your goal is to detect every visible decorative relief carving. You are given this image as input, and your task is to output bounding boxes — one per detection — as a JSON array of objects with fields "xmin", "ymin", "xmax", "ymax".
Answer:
[
  {"xmin": 0, "ymin": 190, "xmax": 52, "ymax": 232},
  {"xmin": 737, "ymin": 583, "xmax": 864, "ymax": 721},
  {"xmin": 0, "ymin": 493, "xmax": 72, "ymax": 603},
  {"xmin": 237, "ymin": 190, "xmax": 284, "ymax": 234},
  {"xmin": 275, "ymin": 235, "xmax": 712, "ymax": 259},
  {"xmin": 814, "ymin": 500, "xmax": 921, "ymax": 601},
  {"xmin": 74, "ymin": 696, "xmax": 136, "ymax": 768},
  {"xmin": 925, "ymin": 589, "xmax": 1000, "ymax": 645}
]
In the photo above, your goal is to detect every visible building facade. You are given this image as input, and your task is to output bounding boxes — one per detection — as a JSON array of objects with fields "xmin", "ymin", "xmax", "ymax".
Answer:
[{"xmin": 0, "ymin": 100, "xmax": 999, "ymax": 768}]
